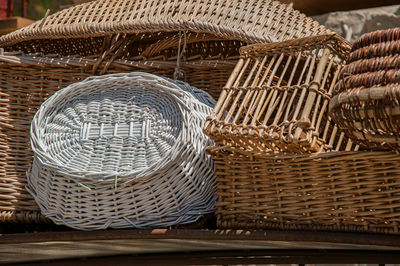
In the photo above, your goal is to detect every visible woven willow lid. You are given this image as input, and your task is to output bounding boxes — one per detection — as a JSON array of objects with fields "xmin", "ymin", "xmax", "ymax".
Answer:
[{"xmin": 0, "ymin": 0, "xmax": 331, "ymax": 48}]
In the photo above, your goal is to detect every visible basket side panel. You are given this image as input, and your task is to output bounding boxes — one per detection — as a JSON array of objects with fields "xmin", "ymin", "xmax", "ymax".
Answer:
[
  {"xmin": 0, "ymin": 62, "xmax": 91, "ymax": 223},
  {"xmin": 212, "ymin": 148, "xmax": 400, "ymax": 234}
]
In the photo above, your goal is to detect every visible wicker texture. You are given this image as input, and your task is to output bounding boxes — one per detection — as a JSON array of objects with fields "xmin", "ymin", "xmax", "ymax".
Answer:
[
  {"xmin": 209, "ymin": 146, "xmax": 400, "ymax": 234},
  {"xmin": 0, "ymin": 0, "xmax": 331, "ymax": 48},
  {"xmin": 0, "ymin": 0, "xmax": 329, "ymax": 223},
  {"xmin": 205, "ymin": 34, "xmax": 353, "ymax": 153},
  {"xmin": 330, "ymin": 28, "xmax": 400, "ymax": 150},
  {"xmin": 28, "ymin": 72, "xmax": 216, "ymax": 230},
  {"xmin": 0, "ymin": 54, "xmax": 93, "ymax": 223}
]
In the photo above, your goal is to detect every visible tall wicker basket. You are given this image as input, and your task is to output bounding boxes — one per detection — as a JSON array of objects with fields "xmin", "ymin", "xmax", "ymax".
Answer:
[{"xmin": 0, "ymin": 0, "xmax": 331, "ymax": 223}]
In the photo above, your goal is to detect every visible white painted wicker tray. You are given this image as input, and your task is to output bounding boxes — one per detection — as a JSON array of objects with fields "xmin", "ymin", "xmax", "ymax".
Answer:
[{"xmin": 28, "ymin": 72, "xmax": 216, "ymax": 230}]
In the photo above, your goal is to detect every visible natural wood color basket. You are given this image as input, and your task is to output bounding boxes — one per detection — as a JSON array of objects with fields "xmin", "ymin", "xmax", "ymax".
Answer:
[
  {"xmin": 204, "ymin": 34, "xmax": 352, "ymax": 153},
  {"xmin": 330, "ymin": 28, "xmax": 400, "ymax": 150},
  {"xmin": 0, "ymin": 0, "xmax": 331, "ymax": 223},
  {"xmin": 208, "ymin": 145, "xmax": 400, "ymax": 234}
]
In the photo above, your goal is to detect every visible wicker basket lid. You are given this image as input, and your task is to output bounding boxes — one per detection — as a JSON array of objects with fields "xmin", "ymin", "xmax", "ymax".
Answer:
[{"xmin": 0, "ymin": 0, "xmax": 331, "ymax": 48}]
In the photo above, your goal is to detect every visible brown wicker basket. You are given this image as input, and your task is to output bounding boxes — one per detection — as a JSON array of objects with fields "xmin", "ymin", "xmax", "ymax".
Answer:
[
  {"xmin": 0, "ymin": 0, "xmax": 331, "ymax": 223},
  {"xmin": 204, "ymin": 34, "xmax": 352, "ymax": 153},
  {"xmin": 208, "ymin": 145, "xmax": 400, "ymax": 234},
  {"xmin": 330, "ymin": 28, "xmax": 400, "ymax": 150}
]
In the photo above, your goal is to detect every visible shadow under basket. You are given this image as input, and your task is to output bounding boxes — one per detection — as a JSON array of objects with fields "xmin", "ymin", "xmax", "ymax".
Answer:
[{"xmin": 207, "ymin": 146, "xmax": 400, "ymax": 234}]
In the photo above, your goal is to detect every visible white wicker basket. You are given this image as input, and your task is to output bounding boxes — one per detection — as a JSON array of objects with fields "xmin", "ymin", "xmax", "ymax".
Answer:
[{"xmin": 28, "ymin": 72, "xmax": 216, "ymax": 230}]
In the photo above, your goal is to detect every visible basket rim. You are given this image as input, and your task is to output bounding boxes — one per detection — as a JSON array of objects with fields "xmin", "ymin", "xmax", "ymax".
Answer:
[
  {"xmin": 0, "ymin": 0, "xmax": 331, "ymax": 48},
  {"xmin": 206, "ymin": 145, "xmax": 398, "ymax": 160},
  {"xmin": 30, "ymin": 72, "xmax": 213, "ymax": 181},
  {"xmin": 0, "ymin": 53, "xmax": 238, "ymax": 69},
  {"xmin": 239, "ymin": 34, "xmax": 351, "ymax": 61},
  {"xmin": 329, "ymin": 84, "xmax": 400, "ymax": 113}
]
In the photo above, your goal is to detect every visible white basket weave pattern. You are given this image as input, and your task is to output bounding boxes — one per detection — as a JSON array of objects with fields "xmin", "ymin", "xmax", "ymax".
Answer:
[{"xmin": 28, "ymin": 72, "xmax": 216, "ymax": 230}]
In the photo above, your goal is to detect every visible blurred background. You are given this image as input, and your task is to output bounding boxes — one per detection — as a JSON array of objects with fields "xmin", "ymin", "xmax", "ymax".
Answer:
[{"xmin": 3, "ymin": 0, "xmax": 89, "ymax": 19}]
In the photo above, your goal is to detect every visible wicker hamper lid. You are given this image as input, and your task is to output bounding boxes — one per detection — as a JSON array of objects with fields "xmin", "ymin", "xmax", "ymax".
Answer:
[
  {"xmin": 0, "ymin": 0, "xmax": 331, "ymax": 49},
  {"xmin": 334, "ymin": 27, "xmax": 400, "ymax": 94}
]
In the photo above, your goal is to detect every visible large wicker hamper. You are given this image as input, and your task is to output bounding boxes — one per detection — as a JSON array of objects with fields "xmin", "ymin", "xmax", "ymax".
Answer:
[{"xmin": 0, "ymin": 0, "xmax": 331, "ymax": 223}]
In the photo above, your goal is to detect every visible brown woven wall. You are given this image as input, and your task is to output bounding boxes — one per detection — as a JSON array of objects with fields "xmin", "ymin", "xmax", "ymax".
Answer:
[
  {"xmin": 209, "ymin": 146, "xmax": 400, "ymax": 234},
  {"xmin": 330, "ymin": 28, "xmax": 400, "ymax": 150},
  {"xmin": 0, "ymin": 59, "xmax": 91, "ymax": 223}
]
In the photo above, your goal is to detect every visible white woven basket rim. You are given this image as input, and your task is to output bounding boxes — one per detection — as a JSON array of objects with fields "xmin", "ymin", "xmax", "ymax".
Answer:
[{"xmin": 30, "ymin": 72, "xmax": 214, "ymax": 182}]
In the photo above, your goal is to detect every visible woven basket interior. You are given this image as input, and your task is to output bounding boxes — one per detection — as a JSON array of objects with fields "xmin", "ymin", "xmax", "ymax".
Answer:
[{"xmin": 36, "ymin": 83, "xmax": 181, "ymax": 177}]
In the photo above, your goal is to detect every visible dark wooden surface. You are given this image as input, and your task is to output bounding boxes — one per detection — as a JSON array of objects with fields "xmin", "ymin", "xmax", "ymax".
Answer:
[
  {"xmin": 10, "ymin": 249, "xmax": 400, "ymax": 265},
  {"xmin": 1, "ymin": 229, "xmax": 400, "ymax": 264},
  {"xmin": 3, "ymin": 228, "xmax": 400, "ymax": 247}
]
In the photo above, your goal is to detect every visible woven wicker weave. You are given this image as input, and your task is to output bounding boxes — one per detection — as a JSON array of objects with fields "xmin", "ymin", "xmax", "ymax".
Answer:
[
  {"xmin": 330, "ymin": 28, "xmax": 400, "ymax": 150},
  {"xmin": 209, "ymin": 145, "xmax": 400, "ymax": 234},
  {"xmin": 0, "ymin": 0, "xmax": 331, "ymax": 48},
  {"xmin": 204, "ymin": 34, "xmax": 353, "ymax": 153},
  {"xmin": 0, "ymin": 0, "xmax": 332, "ymax": 223},
  {"xmin": 28, "ymin": 72, "xmax": 216, "ymax": 230}
]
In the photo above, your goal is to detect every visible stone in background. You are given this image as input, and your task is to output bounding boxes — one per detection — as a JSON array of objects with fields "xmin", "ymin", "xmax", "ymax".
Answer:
[{"xmin": 313, "ymin": 4, "xmax": 400, "ymax": 42}]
